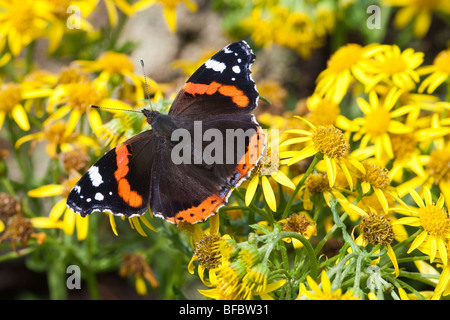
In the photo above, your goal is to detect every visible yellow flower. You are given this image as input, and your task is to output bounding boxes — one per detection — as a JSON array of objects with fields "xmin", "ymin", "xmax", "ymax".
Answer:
[
  {"xmin": 314, "ymin": 43, "xmax": 387, "ymax": 103},
  {"xmin": 354, "ymin": 208, "xmax": 400, "ymax": 276},
  {"xmin": 28, "ymin": 173, "xmax": 90, "ymax": 241},
  {"xmin": 0, "ymin": 0, "xmax": 55, "ymax": 56},
  {"xmin": 119, "ymin": 252, "xmax": 159, "ymax": 295},
  {"xmin": 102, "ymin": 0, "xmax": 133, "ymax": 27},
  {"xmin": 351, "ymin": 87, "xmax": 416, "ymax": 162},
  {"xmin": 199, "ymin": 260, "xmax": 286, "ymax": 300},
  {"xmin": 388, "ymin": 112, "xmax": 450, "ymax": 182},
  {"xmin": 280, "ymin": 213, "xmax": 317, "ymax": 249},
  {"xmin": 76, "ymin": 51, "xmax": 158, "ymax": 102},
  {"xmin": 396, "ymin": 145, "xmax": 450, "ymax": 208},
  {"xmin": 362, "ymin": 45, "xmax": 424, "ymax": 91},
  {"xmin": 418, "ymin": 49, "xmax": 450, "ymax": 94},
  {"xmin": 297, "ymin": 270, "xmax": 360, "ymax": 300},
  {"xmin": 281, "ymin": 116, "xmax": 364, "ymax": 190},
  {"xmin": 47, "ymin": 80, "xmax": 107, "ymax": 137},
  {"xmin": 44, "ymin": 0, "xmax": 95, "ymax": 52},
  {"xmin": 413, "ymin": 242, "xmax": 450, "ymax": 299},
  {"xmin": 393, "ymin": 187, "xmax": 450, "ymax": 265},
  {"xmin": 245, "ymin": 144, "xmax": 295, "ymax": 212},
  {"xmin": 386, "ymin": 0, "xmax": 450, "ymax": 38},
  {"xmin": 132, "ymin": 0, "xmax": 197, "ymax": 32},
  {"xmin": 15, "ymin": 119, "xmax": 99, "ymax": 159},
  {"xmin": 0, "ymin": 82, "xmax": 52, "ymax": 131}
]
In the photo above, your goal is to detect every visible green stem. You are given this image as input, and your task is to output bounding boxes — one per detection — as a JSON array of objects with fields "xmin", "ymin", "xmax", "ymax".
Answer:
[
  {"xmin": 275, "ymin": 232, "xmax": 318, "ymax": 279},
  {"xmin": 234, "ymin": 188, "xmax": 273, "ymax": 224},
  {"xmin": 282, "ymin": 153, "xmax": 322, "ymax": 219}
]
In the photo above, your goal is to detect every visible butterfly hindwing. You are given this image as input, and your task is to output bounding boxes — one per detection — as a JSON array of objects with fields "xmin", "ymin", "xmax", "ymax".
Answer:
[{"xmin": 67, "ymin": 131, "xmax": 156, "ymax": 218}]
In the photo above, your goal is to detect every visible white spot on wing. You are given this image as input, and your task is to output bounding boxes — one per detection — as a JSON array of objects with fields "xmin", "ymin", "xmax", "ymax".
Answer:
[
  {"xmin": 232, "ymin": 65, "xmax": 241, "ymax": 73},
  {"xmin": 95, "ymin": 192, "xmax": 104, "ymax": 201},
  {"xmin": 205, "ymin": 59, "xmax": 226, "ymax": 73},
  {"xmin": 88, "ymin": 166, "xmax": 103, "ymax": 187}
]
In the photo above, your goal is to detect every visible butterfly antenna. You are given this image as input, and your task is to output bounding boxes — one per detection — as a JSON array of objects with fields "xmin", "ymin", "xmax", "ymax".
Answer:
[
  {"xmin": 140, "ymin": 59, "xmax": 153, "ymax": 110},
  {"xmin": 90, "ymin": 105, "xmax": 143, "ymax": 113}
]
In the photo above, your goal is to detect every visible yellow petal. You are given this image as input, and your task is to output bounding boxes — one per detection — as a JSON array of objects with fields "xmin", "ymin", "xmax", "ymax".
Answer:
[
  {"xmin": 408, "ymin": 230, "xmax": 428, "ymax": 253},
  {"xmin": 437, "ymin": 238, "xmax": 448, "ymax": 265},
  {"xmin": 387, "ymin": 244, "xmax": 399, "ymax": 277},
  {"xmin": 130, "ymin": 216, "xmax": 147, "ymax": 237},
  {"xmin": 271, "ymin": 170, "xmax": 295, "ymax": 190},
  {"xmin": 374, "ymin": 188, "xmax": 388, "ymax": 214},
  {"xmin": 261, "ymin": 176, "xmax": 276, "ymax": 211},
  {"xmin": 324, "ymin": 155, "xmax": 336, "ymax": 187},
  {"xmin": 76, "ymin": 214, "xmax": 89, "ymax": 241},
  {"xmin": 64, "ymin": 109, "xmax": 81, "ymax": 137},
  {"xmin": 139, "ymin": 215, "xmax": 158, "ymax": 233},
  {"xmin": 0, "ymin": 112, "xmax": 5, "ymax": 130},
  {"xmin": 12, "ymin": 104, "xmax": 30, "ymax": 131},
  {"xmin": 408, "ymin": 188, "xmax": 425, "ymax": 208},
  {"xmin": 63, "ymin": 208, "xmax": 75, "ymax": 236},
  {"xmin": 209, "ymin": 213, "xmax": 220, "ymax": 234},
  {"xmin": 28, "ymin": 184, "xmax": 64, "ymax": 197},
  {"xmin": 108, "ymin": 213, "xmax": 119, "ymax": 236},
  {"xmin": 88, "ymin": 108, "xmax": 103, "ymax": 137},
  {"xmin": 104, "ymin": 0, "xmax": 118, "ymax": 26},
  {"xmin": 287, "ymin": 145, "xmax": 317, "ymax": 165},
  {"xmin": 245, "ymin": 175, "xmax": 259, "ymax": 206},
  {"xmin": 50, "ymin": 199, "xmax": 68, "ymax": 221},
  {"xmin": 15, "ymin": 132, "xmax": 44, "ymax": 149},
  {"xmin": 135, "ymin": 276, "xmax": 148, "ymax": 295},
  {"xmin": 163, "ymin": 6, "xmax": 177, "ymax": 32}
]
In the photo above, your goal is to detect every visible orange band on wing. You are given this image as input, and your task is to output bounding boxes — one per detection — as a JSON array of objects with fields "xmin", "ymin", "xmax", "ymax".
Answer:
[
  {"xmin": 237, "ymin": 125, "xmax": 265, "ymax": 176},
  {"xmin": 184, "ymin": 81, "xmax": 250, "ymax": 108},
  {"xmin": 165, "ymin": 194, "xmax": 224, "ymax": 225},
  {"xmin": 115, "ymin": 145, "xmax": 143, "ymax": 208}
]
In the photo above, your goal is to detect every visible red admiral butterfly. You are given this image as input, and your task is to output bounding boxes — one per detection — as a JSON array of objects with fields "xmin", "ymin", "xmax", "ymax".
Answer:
[{"xmin": 66, "ymin": 41, "xmax": 265, "ymax": 225}]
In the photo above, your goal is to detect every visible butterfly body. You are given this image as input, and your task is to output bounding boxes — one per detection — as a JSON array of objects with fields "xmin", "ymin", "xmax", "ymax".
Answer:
[{"xmin": 67, "ymin": 41, "xmax": 265, "ymax": 225}]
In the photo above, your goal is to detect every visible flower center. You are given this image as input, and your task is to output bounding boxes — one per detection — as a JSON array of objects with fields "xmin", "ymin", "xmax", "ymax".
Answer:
[
  {"xmin": 413, "ymin": 0, "xmax": 441, "ymax": 10},
  {"xmin": 361, "ymin": 161, "xmax": 390, "ymax": 189},
  {"xmin": 282, "ymin": 213, "xmax": 316, "ymax": 238},
  {"xmin": 427, "ymin": 149, "xmax": 450, "ymax": 184},
  {"xmin": 0, "ymin": 84, "xmax": 22, "ymax": 112},
  {"xmin": 311, "ymin": 125, "xmax": 349, "ymax": 158},
  {"xmin": 9, "ymin": 3, "xmax": 37, "ymax": 33},
  {"xmin": 194, "ymin": 234, "xmax": 222, "ymax": 270},
  {"xmin": 67, "ymin": 82, "xmax": 102, "ymax": 112},
  {"xmin": 308, "ymin": 99, "xmax": 340, "ymax": 126},
  {"xmin": 327, "ymin": 44, "xmax": 363, "ymax": 73},
  {"xmin": 254, "ymin": 147, "xmax": 279, "ymax": 176},
  {"xmin": 305, "ymin": 173, "xmax": 331, "ymax": 193},
  {"xmin": 44, "ymin": 120, "xmax": 73, "ymax": 144},
  {"xmin": 119, "ymin": 253, "xmax": 151, "ymax": 278},
  {"xmin": 97, "ymin": 52, "xmax": 135, "ymax": 74},
  {"xmin": 390, "ymin": 133, "xmax": 417, "ymax": 159},
  {"xmin": 379, "ymin": 55, "xmax": 407, "ymax": 75},
  {"xmin": 418, "ymin": 204, "xmax": 450, "ymax": 238},
  {"xmin": 365, "ymin": 108, "xmax": 390, "ymax": 137},
  {"xmin": 434, "ymin": 49, "xmax": 450, "ymax": 74},
  {"xmin": 58, "ymin": 66, "xmax": 90, "ymax": 84},
  {"xmin": 46, "ymin": 0, "xmax": 71, "ymax": 17},
  {"xmin": 359, "ymin": 212, "xmax": 394, "ymax": 246}
]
